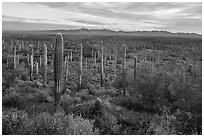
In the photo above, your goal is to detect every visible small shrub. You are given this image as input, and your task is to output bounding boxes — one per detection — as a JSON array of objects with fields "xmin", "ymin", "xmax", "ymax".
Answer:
[
  {"xmin": 147, "ymin": 108, "xmax": 176, "ymax": 135},
  {"xmin": 2, "ymin": 109, "xmax": 99, "ymax": 135},
  {"xmin": 2, "ymin": 93, "xmax": 25, "ymax": 109}
]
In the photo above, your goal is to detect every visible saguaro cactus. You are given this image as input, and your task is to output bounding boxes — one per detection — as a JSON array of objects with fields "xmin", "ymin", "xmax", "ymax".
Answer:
[
  {"xmin": 92, "ymin": 49, "xmax": 94, "ymax": 59},
  {"xmin": 78, "ymin": 44, "xmax": 83, "ymax": 89},
  {"xmin": 64, "ymin": 55, "xmax": 67, "ymax": 69},
  {"xmin": 65, "ymin": 58, "xmax": 69, "ymax": 83},
  {"xmin": 134, "ymin": 55, "xmax": 137, "ymax": 90},
  {"xmin": 27, "ymin": 54, "xmax": 30, "ymax": 66},
  {"xmin": 30, "ymin": 52, "xmax": 34, "ymax": 81},
  {"xmin": 11, "ymin": 39, "xmax": 14, "ymax": 51},
  {"xmin": 104, "ymin": 53, "xmax": 107, "ymax": 66},
  {"xmin": 114, "ymin": 51, "xmax": 117, "ymax": 77},
  {"xmin": 6, "ymin": 58, "xmax": 9, "ymax": 67},
  {"xmin": 70, "ymin": 49, "xmax": 73, "ymax": 62},
  {"xmin": 101, "ymin": 41, "xmax": 104, "ymax": 87},
  {"xmin": 134, "ymin": 55, "xmax": 137, "ymax": 78},
  {"xmin": 14, "ymin": 45, "xmax": 17, "ymax": 69},
  {"xmin": 36, "ymin": 61, "xmax": 39, "ymax": 76},
  {"xmin": 122, "ymin": 44, "xmax": 127, "ymax": 95},
  {"xmin": 54, "ymin": 33, "xmax": 64, "ymax": 110},
  {"xmin": 94, "ymin": 51, "xmax": 97, "ymax": 68},
  {"xmin": 43, "ymin": 44, "xmax": 47, "ymax": 87}
]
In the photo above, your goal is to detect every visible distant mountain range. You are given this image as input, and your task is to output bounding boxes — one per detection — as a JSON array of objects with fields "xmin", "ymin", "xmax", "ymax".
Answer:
[
  {"xmin": 3, "ymin": 28, "xmax": 202, "ymax": 39},
  {"xmin": 47, "ymin": 28, "xmax": 202, "ymax": 39}
]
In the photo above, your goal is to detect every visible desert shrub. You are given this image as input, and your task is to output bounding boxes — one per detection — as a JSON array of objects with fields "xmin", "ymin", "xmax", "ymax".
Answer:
[
  {"xmin": 14, "ymin": 62, "xmax": 29, "ymax": 80},
  {"xmin": 174, "ymin": 110, "xmax": 202, "ymax": 135},
  {"xmin": 2, "ymin": 108, "xmax": 31, "ymax": 135},
  {"xmin": 81, "ymin": 70, "xmax": 92, "ymax": 89},
  {"xmin": 23, "ymin": 102, "xmax": 56, "ymax": 116},
  {"xmin": 2, "ymin": 109, "xmax": 99, "ymax": 135},
  {"xmin": 2, "ymin": 93, "xmax": 26, "ymax": 109},
  {"xmin": 94, "ymin": 111, "xmax": 118, "ymax": 134},
  {"xmin": 2, "ymin": 70, "xmax": 17, "ymax": 90},
  {"xmin": 147, "ymin": 107, "xmax": 176, "ymax": 135},
  {"xmin": 3, "ymin": 62, "xmax": 28, "ymax": 90},
  {"xmin": 117, "ymin": 58, "xmax": 123, "ymax": 64},
  {"xmin": 33, "ymin": 91, "xmax": 49, "ymax": 103},
  {"xmin": 113, "ymin": 73, "xmax": 126, "ymax": 90}
]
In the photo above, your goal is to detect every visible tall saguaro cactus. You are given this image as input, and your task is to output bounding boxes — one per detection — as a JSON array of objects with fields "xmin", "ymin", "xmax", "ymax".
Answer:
[
  {"xmin": 43, "ymin": 44, "xmax": 47, "ymax": 87},
  {"xmin": 64, "ymin": 56, "xmax": 67, "ymax": 69},
  {"xmin": 92, "ymin": 49, "xmax": 94, "ymax": 59},
  {"xmin": 30, "ymin": 51, "xmax": 34, "ymax": 81},
  {"xmin": 65, "ymin": 58, "xmax": 69, "ymax": 83},
  {"xmin": 54, "ymin": 33, "xmax": 64, "ymax": 110},
  {"xmin": 134, "ymin": 55, "xmax": 137, "ymax": 90},
  {"xmin": 134, "ymin": 55, "xmax": 137, "ymax": 78},
  {"xmin": 122, "ymin": 44, "xmax": 127, "ymax": 95},
  {"xmin": 114, "ymin": 51, "xmax": 117, "ymax": 77},
  {"xmin": 104, "ymin": 53, "xmax": 107, "ymax": 66},
  {"xmin": 78, "ymin": 44, "xmax": 83, "ymax": 89},
  {"xmin": 27, "ymin": 54, "xmax": 30, "ymax": 67},
  {"xmin": 11, "ymin": 39, "xmax": 14, "ymax": 51},
  {"xmin": 39, "ymin": 55, "xmax": 42, "ymax": 68},
  {"xmin": 14, "ymin": 45, "xmax": 17, "ymax": 69},
  {"xmin": 94, "ymin": 51, "xmax": 97, "ymax": 68},
  {"xmin": 70, "ymin": 49, "xmax": 73, "ymax": 62},
  {"xmin": 101, "ymin": 41, "xmax": 104, "ymax": 87},
  {"xmin": 36, "ymin": 61, "xmax": 39, "ymax": 76}
]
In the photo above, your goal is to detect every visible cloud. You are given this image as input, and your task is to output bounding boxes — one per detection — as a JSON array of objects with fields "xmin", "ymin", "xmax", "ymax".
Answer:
[{"xmin": 2, "ymin": 2, "xmax": 202, "ymax": 34}]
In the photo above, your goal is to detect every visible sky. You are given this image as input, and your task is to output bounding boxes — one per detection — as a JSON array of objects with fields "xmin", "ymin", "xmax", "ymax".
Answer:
[{"xmin": 2, "ymin": 2, "xmax": 202, "ymax": 34}]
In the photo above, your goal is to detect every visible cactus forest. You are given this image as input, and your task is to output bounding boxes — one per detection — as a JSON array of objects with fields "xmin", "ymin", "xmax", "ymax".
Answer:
[
  {"xmin": 1, "ymin": 2, "xmax": 202, "ymax": 134},
  {"xmin": 2, "ymin": 30, "xmax": 202, "ymax": 135}
]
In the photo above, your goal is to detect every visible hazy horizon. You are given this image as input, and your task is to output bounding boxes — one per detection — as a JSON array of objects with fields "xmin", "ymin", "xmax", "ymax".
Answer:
[{"xmin": 2, "ymin": 2, "xmax": 202, "ymax": 34}]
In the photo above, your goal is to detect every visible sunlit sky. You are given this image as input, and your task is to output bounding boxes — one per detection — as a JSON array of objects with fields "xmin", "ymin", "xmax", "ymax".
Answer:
[{"xmin": 2, "ymin": 2, "xmax": 202, "ymax": 34}]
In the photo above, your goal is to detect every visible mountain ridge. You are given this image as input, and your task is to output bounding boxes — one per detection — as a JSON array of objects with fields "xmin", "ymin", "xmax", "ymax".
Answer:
[{"xmin": 3, "ymin": 28, "xmax": 202, "ymax": 39}]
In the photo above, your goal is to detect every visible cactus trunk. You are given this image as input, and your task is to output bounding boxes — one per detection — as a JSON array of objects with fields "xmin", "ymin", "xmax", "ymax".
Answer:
[
  {"xmin": 27, "ymin": 54, "xmax": 30, "ymax": 67},
  {"xmin": 122, "ymin": 44, "xmax": 127, "ymax": 95},
  {"xmin": 30, "ymin": 53, "xmax": 34, "ymax": 81},
  {"xmin": 94, "ymin": 51, "xmax": 97, "ymax": 69},
  {"xmin": 92, "ymin": 49, "xmax": 94, "ymax": 59},
  {"xmin": 104, "ymin": 53, "xmax": 107, "ymax": 66},
  {"xmin": 36, "ymin": 61, "xmax": 39, "ymax": 76},
  {"xmin": 134, "ymin": 55, "xmax": 137, "ymax": 90},
  {"xmin": 85, "ymin": 58, "xmax": 87, "ymax": 69},
  {"xmin": 54, "ymin": 33, "xmax": 64, "ymax": 110},
  {"xmin": 7, "ymin": 58, "xmax": 9, "ymax": 67},
  {"xmin": 78, "ymin": 44, "xmax": 83, "ymax": 89},
  {"xmin": 114, "ymin": 51, "xmax": 117, "ymax": 77},
  {"xmin": 14, "ymin": 45, "xmax": 16, "ymax": 69},
  {"xmin": 65, "ymin": 58, "xmax": 69, "ymax": 83},
  {"xmin": 101, "ymin": 41, "xmax": 104, "ymax": 87},
  {"xmin": 70, "ymin": 50, "xmax": 73, "ymax": 62},
  {"xmin": 43, "ymin": 44, "xmax": 47, "ymax": 87}
]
